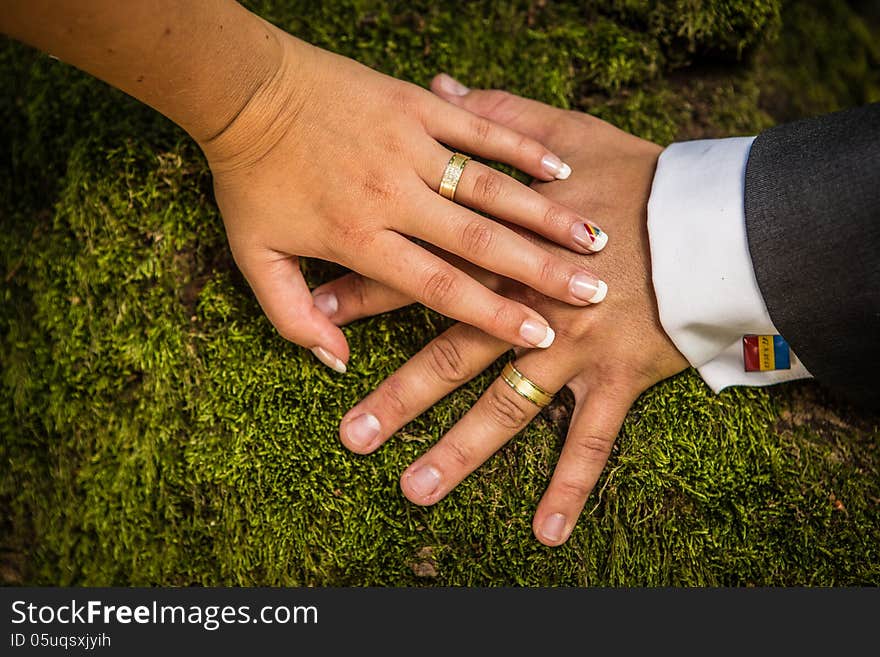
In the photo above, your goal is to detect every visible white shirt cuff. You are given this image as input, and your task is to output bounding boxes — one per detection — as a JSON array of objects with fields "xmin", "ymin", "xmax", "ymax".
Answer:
[{"xmin": 646, "ymin": 137, "xmax": 812, "ymax": 392}]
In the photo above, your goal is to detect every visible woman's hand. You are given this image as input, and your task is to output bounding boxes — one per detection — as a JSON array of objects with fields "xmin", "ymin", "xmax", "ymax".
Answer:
[
  {"xmin": 199, "ymin": 27, "xmax": 610, "ymax": 372},
  {"xmin": 1, "ymin": 1, "xmax": 608, "ymax": 373},
  {"xmin": 312, "ymin": 81, "xmax": 689, "ymax": 545}
]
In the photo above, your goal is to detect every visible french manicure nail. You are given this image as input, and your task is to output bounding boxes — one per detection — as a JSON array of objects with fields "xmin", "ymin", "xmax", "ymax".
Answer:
[
  {"xmin": 344, "ymin": 413, "xmax": 380, "ymax": 449},
  {"xmin": 571, "ymin": 222, "xmax": 608, "ymax": 252},
  {"xmin": 541, "ymin": 154, "xmax": 572, "ymax": 180},
  {"xmin": 541, "ymin": 513, "xmax": 567, "ymax": 542},
  {"xmin": 408, "ymin": 465, "xmax": 441, "ymax": 497},
  {"xmin": 311, "ymin": 346, "xmax": 347, "ymax": 373},
  {"xmin": 570, "ymin": 273, "xmax": 608, "ymax": 304},
  {"xmin": 437, "ymin": 73, "xmax": 469, "ymax": 96},
  {"xmin": 313, "ymin": 292, "xmax": 338, "ymax": 317},
  {"xmin": 519, "ymin": 319, "xmax": 555, "ymax": 348}
]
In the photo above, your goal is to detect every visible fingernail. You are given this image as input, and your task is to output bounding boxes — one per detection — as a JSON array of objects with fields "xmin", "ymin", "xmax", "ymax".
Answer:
[
  {"xmin": 541, "ymin": 513, "xmax": 567, "ymax": 542},
  {"xmin": 570, "ymin": 273, "xmax": 608, "ymax": 304},
  {"xmin": 311, "ymin": 346, "xmax": 347, "ymax": 373},
  {"xmin": 313, "ymin": 292, "xmax": 338, "ymax": 317},
  {"xmin": 571, "ymin": 222, "xmax": 608, "ymax": 252},
  {"xmin": 541, "ymin": 154, "xmax": 572, "ymax": 180},
  {"xmin": 344, "ymin": 412, "xmax": 380, "ymax": 449},
  {"xmin": 407, "ymin": 465, "xmax": 441, "ymax": 497},
  {"xmin": 437, "ymin": 73, "xmax": 469, "ymax": 96},
  {"xmin": 519, "ymin": 319, "xmax": 555, "ymax": 348}
]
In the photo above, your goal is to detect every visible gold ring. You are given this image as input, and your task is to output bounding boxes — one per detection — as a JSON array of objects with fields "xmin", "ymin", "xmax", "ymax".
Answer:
[
  {"xmin": 501, "ymin": 362, "xmax": 555, "ymax": 408},
  {"xmin": 438, "ymin": 153, "xmax": 470, "ymax": 201}
]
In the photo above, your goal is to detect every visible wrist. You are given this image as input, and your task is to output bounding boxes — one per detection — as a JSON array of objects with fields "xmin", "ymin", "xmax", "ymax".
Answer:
[
  {"xmin": 179, "ymin": 11, "xmax": 288, "ymax": 148},
  {"xmin": 195, "ymin": 21, "xmax": 315, "ymax": 172},
  {"xmin": 0, "ymin": 1, "xmax": 291, "ymax": 150}
]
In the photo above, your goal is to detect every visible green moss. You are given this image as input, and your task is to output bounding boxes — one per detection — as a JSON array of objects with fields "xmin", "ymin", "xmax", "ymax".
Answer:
[
  {"xmin": 1, "ymin": 0, "xmax": 878, "ymax": 586},
  {"xmin": 609, "ymin": 0, "xmax": 781, "ymax": 57},
  {"xmin": 754, "ymin": 1, "xmax": 880, "ymax": 121}
]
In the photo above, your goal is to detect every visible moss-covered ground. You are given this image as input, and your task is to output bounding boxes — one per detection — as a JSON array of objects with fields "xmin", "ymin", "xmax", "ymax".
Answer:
[{"xmin": 1, "ymin": 1, "xmax": 878, "ymax": 586}]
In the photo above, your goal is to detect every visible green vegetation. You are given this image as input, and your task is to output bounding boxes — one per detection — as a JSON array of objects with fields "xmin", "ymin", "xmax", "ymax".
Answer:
[{"xmin": 1, "ymin": 1, "xmax": 878, "ymax": 586}]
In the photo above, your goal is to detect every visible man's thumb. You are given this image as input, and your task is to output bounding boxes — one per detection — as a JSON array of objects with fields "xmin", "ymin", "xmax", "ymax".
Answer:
[{"xmin": 430, "ymin": 73, "xmax": 559, "ymax": 143}]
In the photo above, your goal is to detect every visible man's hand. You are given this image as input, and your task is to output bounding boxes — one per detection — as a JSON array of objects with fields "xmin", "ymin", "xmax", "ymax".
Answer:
[{"xmin": 313, "ymin": 79, "xmax": 689, "ymax": 546}]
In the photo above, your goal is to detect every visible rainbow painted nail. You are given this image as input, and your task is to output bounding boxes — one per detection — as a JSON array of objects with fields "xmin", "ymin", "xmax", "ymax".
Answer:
[{"xmin": 572, "ymin": 222, "xmax": 608, "ymax": 252}]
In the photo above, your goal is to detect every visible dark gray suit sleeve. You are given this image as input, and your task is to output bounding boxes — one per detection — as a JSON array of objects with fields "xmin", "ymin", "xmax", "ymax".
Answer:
[{"xmin": 744, "ymin": 103, "xmax": 880, "ymax": 411}]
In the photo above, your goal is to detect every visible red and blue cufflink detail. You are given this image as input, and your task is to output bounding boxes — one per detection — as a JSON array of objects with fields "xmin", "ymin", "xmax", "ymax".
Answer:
[{"xmin": 743, "ymin": 334, "xmax": 791, "ymax": 371}]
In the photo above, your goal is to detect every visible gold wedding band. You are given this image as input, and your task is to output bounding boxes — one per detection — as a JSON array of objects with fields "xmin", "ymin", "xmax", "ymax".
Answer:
[
  {"xmin": 438, "ymin": 153, "xmax": 470, "ymax": 201},
  {"xmin": 501, "ymin": 362, "xmax": 555, "ymax": 408}
]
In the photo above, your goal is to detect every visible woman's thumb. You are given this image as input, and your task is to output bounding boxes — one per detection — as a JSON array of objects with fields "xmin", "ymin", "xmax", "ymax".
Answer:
[{"xmin": 238, "ymin": 252, "xmax": 350, "ymax": 373}]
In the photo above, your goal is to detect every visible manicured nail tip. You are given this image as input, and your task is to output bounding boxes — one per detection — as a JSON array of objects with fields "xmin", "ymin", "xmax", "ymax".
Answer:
[
  {"xmin": 541, "ymin": 513, "xmax": 566, "ymax": 542},
  {"xmin": 571, "ymin": 223, "xmax": 590, "ymax": 250},
  {"xmin": 540, "ymin": 153, "xmax": 564, "ymax": 179},
  {"xmin": 438, "ymin": 72, "xmax": 469, "ymax": 96},
  {"xmin": 536, "ymin": 326, "xmax": 555, "ymax": 348},
  {"xmin": 589, "ymin": 280, "xmax": 608, "ymax": 304},
  {"xmin": 345, "ymin": 412, "xmax": 380, "ymax": 448},
  {"xmin": 519, "ymin": 319, "xmax": 554, "ymax": 348},
  {"xmin": 555, "ymin": 162, "xmax": 572, "ymax": 180},
  {"xmin": 408, "ymin": 465, "xmax": 441, "ymax": 497},
  {"xmin": 313, "ymin": 292, "xmax": 338, "ymax": 317},
  {"xmin": 569, "ymin": 273, "xmax": 601, "ymax": 302},
  {"xmin": 571, "ymin": 222, "xmax": 606, "ymax": 252},
  {"xmin": 589, "ymin": 229, "xmax": 608, "ymax": 252},
  {"xmin": 311, "ymin": 346, "xmax": 347, "ymax": 373}
]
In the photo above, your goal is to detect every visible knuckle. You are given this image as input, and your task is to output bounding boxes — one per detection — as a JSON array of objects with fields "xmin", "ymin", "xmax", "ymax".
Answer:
[
  {"xmin": 543, "ymin": 204, "xmax": 571, "ymax": 231},
  {"xmin": 329, "ymin": 223, "xmax": 376, "ymax": 258},
  {"xmin": 490, "ymin": 302, "xmax": 517, "ymax": 334},
  {"xmin": 481, "ymin": 90, "xmax": 515, "ymax": 120},
  {"xmin": 554, "ymin": 477, "xmax": 593, "ymax": 502},
  {"xmin": 381, "ymin": 134, "xmax": 404, "ymax": 157},
  {"xmin": 389, "ymin": 85, "xmax": 422, "ymax": 113},
  {"xmin": 572, "ymin": 432, "xmax": 614, "ymax": 465},
  {"xmin": 537, "ymin": 255, "xmax": 559, "ymax": 286},
  {"xmin": 420, "ymin": 268, "xmax": 457, "ymax": 307},
  {"xmin": 471, "ymin": 171, "xmax": 504, "ymax": 206},
  {"xmin": 440, "ymin": 436, "xmax": 473, "ymax": 469},
  {"xmin": 484, "ymin": 384, "xmax": 531, "ymax": 431},
  {"xmin": 589, "ymin": 360, "xmax": 627, "ymax": 389},
  {"xmin": 459, "ymin": 219, "xmax": 495, "ymax": 257},
  {"xmin": 379, "ymin": 377, "xmax": 410, "ymax": 419},
  {"xmin": 427, "ymin": 335, "xmax": 470, "ymax": 384},
  {"xmin": 344, "ymin": 274, "xmax": 369, "ymax": 311},
  {"xmin": 470, "ymin": 116, "xmax": 493, "ymax": 144},
  {"xmin": 360, "ymin": 175, "xmax": 400, "ymax": 204},
  {"xmin": 514, "ymin": 132, "xmax": 534, "ymax": 153}
]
